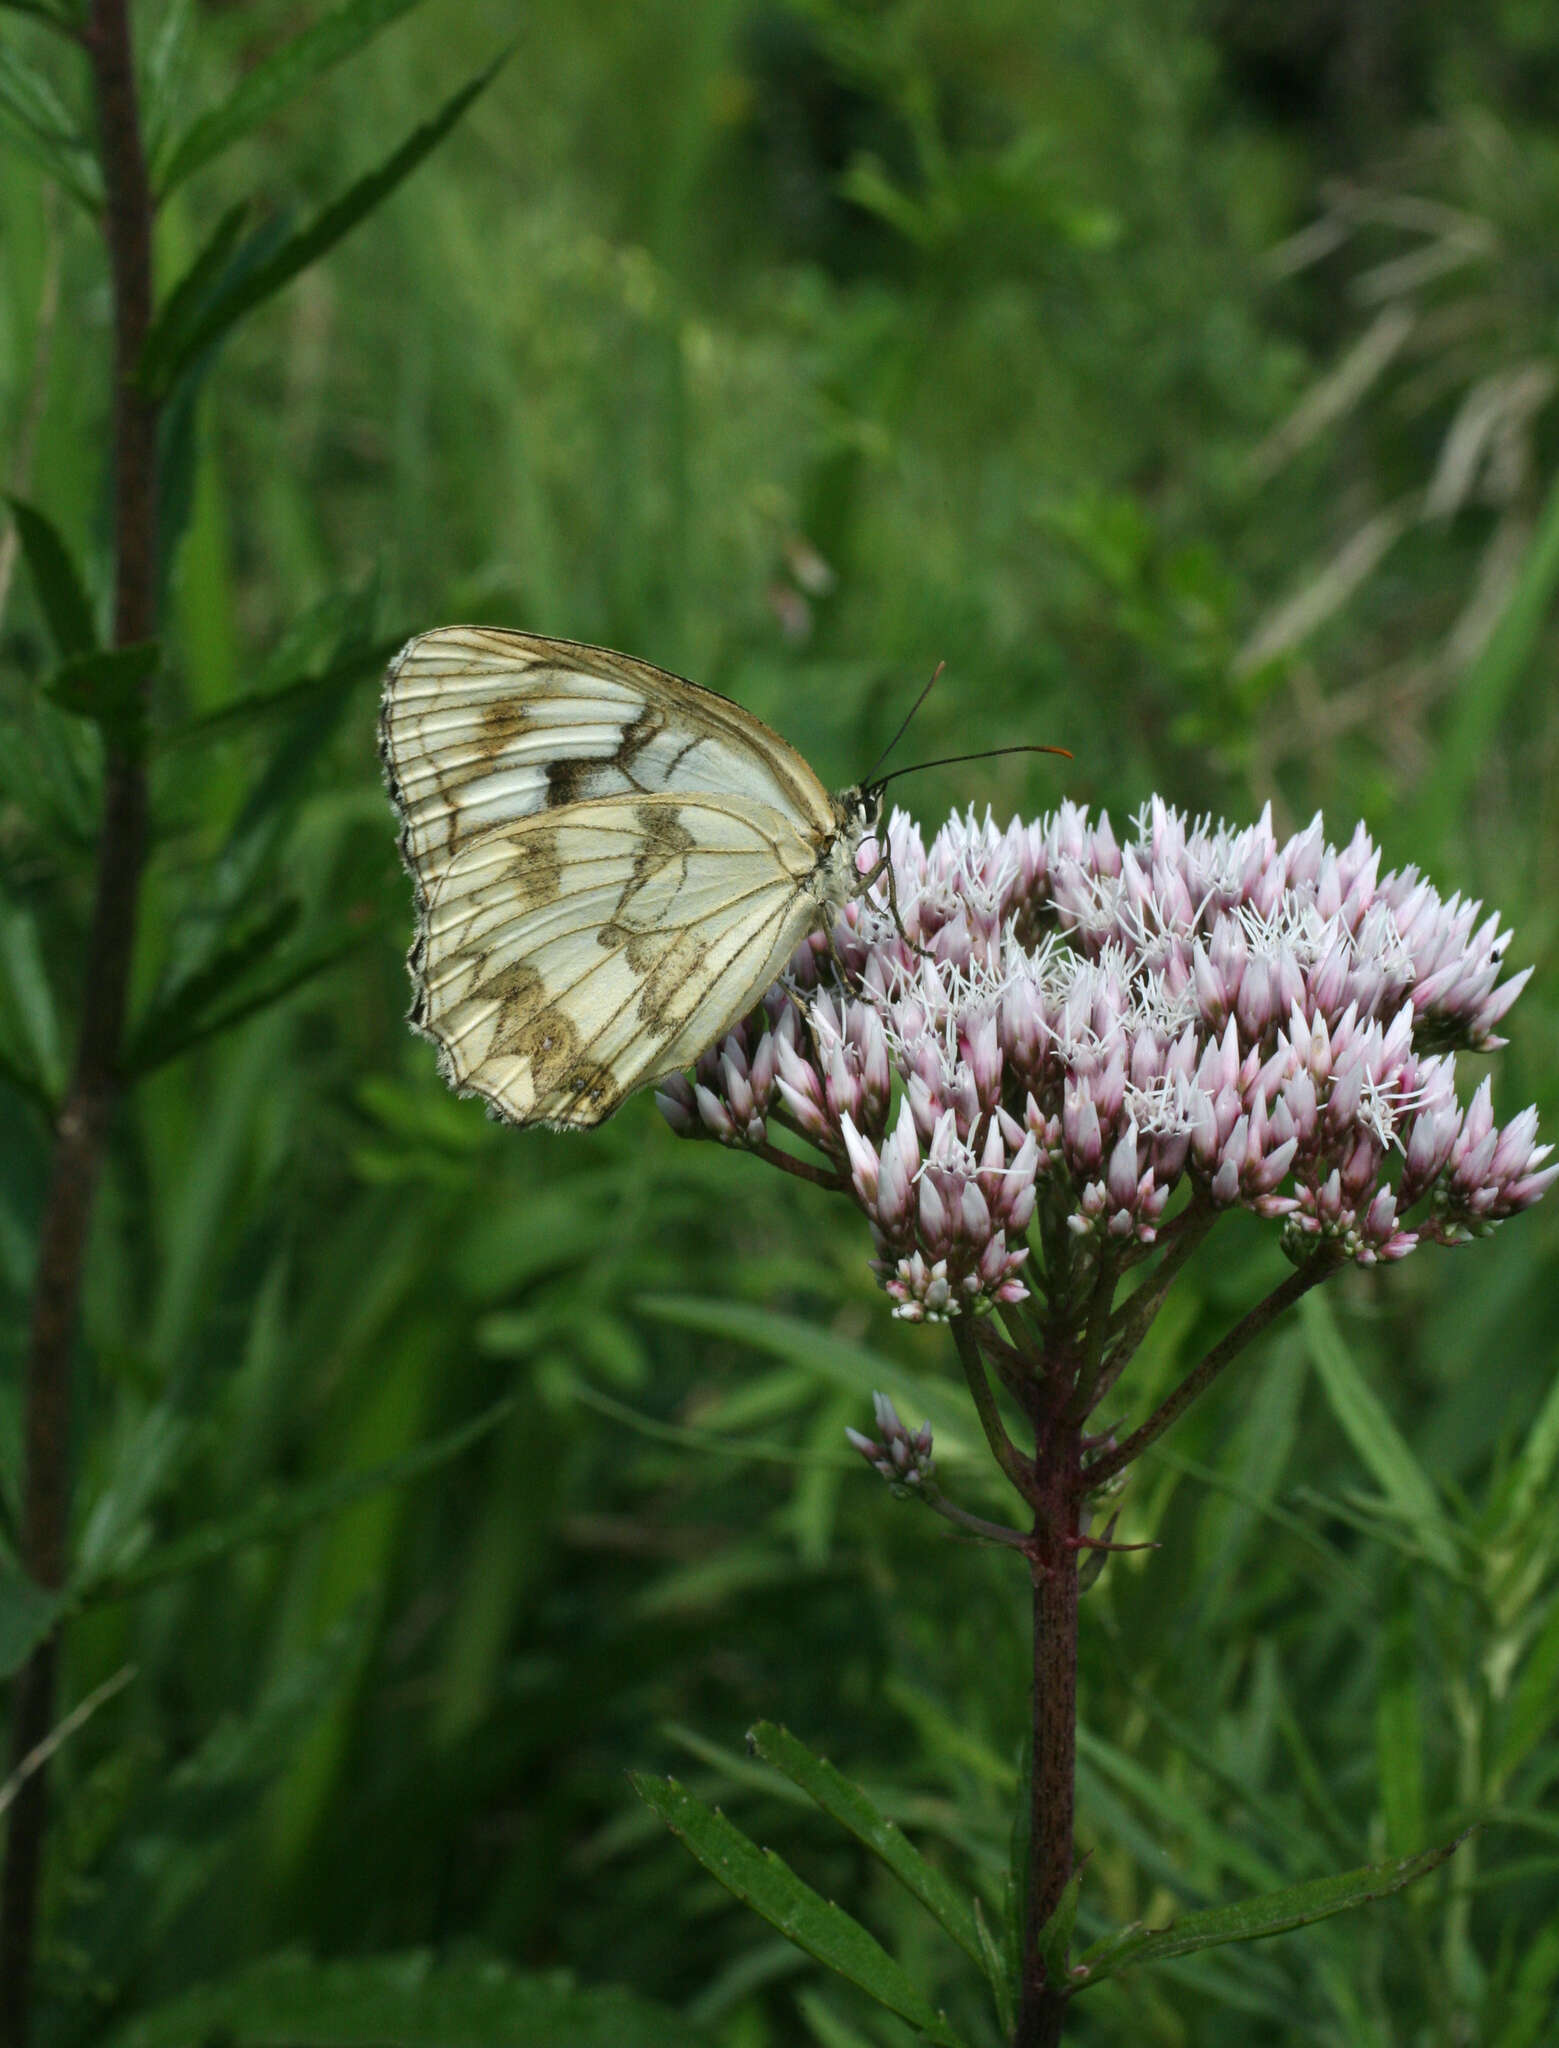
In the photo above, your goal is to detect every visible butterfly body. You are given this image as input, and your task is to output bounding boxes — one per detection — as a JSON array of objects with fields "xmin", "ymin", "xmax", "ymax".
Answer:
[{"xmin": 381, "ymin": 628, "xmax": 882, "ymax": 1128}]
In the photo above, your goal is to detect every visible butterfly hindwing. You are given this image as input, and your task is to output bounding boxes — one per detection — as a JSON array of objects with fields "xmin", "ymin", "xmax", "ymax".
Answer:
[
  {"xmin": 381, "ymin": 627, "xmax": 836, "ymax": 872},
  {"xmin": 416, "ymin": 792, "xmax": 823, "ymax": 1127}
]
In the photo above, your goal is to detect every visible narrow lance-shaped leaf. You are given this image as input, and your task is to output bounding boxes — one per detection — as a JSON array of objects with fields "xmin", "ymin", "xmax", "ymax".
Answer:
[
  {"xmin": 6, "ymin": 496, "xmax": 97, "ymax": 658},
  {"xmin": 144, "ymin": 49, "xmax": 509, "ymax": 392},
  {"xmin": 128, "ymin": 898, "xmax": 302, "ymax": 1064},
  {"xmin": 137, "ymin": 200, "xmax": 252, "ymax": 391},
  {"xmin": 126, "ymin": 928, "xmax": 371, "ymax": 1076},
  {"xmin": 157, "ymin": 0, "xmax": 429, "ymax": 197},
  {"xmin": 632, "ymin": 1774, "xmax": 972, "ymax": 2048},
  {"xmin": 1035, "ymin": 1867, "xmax": 1084, "ymax": 1987},
  {"xmin": 747, "ymin": 1722, "xmax": 988, "ymax": 1971},
  {"xmin": 0, "ymin": 900, "xmax": 66, "ymax": 1107},
  {"xmin": 971, "ymin": 1897, "xmax": 1014, "ymax": 2042},
  {"xmin": 1072, "ymin": 1833, "xmax": 1469, "ymax": 1986},
  {"xmin": 164, "ymin": 636, "xmax": 401, "ymax": 746}
]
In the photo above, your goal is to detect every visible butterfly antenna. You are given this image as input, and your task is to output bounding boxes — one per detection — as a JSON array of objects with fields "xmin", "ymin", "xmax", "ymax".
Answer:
[
  {"xmin": 873, "ymin": 742, "xmax": 1072, "ymax": 791},
  {"xmin": 866, "ymin": 661, "xmax": 945, "ymax": 785}
]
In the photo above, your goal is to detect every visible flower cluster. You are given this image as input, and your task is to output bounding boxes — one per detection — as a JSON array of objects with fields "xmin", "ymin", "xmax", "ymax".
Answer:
[
  {"xmin": 845, "ymin": 1393, "xmax": 936, "ymax": 1490},
  {"xmin": 658, "ymin": 799, "xmax": 1552, "ymax": 1320}
]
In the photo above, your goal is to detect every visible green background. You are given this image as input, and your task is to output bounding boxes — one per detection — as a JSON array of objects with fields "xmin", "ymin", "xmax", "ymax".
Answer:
[{"xmin": 2, "ymin": 1, "xmax": 1557, "ymax": 2042}]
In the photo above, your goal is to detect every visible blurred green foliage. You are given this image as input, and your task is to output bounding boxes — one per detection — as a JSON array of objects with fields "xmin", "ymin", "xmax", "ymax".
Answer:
[{"xmin": 1, "ymin": 1, "xmax": 1557, "ymax": 2043}]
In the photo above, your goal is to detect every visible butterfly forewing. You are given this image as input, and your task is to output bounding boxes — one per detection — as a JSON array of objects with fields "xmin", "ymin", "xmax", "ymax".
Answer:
[
  {"xmin": 382, "ymin": 627, "xmax": 836, "ymax": 869},
  {"xmin": 419, "ymin": 793, "xmax": 823, "ymax": 1126}
]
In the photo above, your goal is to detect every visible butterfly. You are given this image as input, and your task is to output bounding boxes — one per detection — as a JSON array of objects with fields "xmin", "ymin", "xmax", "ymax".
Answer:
[{"xmin": 380, "ymin": 627, "xmax": 895, "ymax": 1129}]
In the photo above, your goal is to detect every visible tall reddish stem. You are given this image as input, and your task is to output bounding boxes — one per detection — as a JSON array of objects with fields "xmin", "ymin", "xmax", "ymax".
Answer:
[
  {"xmin": 0, "ymin": 3, "xmax": 157, "ymax": 2039},
  {"xmin": 1015, "ymin": 1416, "xmax": 1081, "ymax": 2048}
]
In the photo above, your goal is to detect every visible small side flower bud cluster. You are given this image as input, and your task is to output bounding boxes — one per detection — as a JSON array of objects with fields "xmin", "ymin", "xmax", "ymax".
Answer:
[
  {"xmin": 658, "ymin": 796, "xmax": 1552, "ymax": 1317},
  {"xmin": 845, "ymin": 1393, "xmax": 935, "ymax": 1490}
]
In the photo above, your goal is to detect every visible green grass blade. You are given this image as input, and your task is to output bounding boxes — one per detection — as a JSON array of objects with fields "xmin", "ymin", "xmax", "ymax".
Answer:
[
  {"xmin": 748, "ymin": 1722, "xmax": 987, "ymax": 1968},
  {"xmin": 1073, "ymin": 1834, "xmax": 1469, "ymax": 1984},
  {"xmin": 1299, "ymin": 1293, "xmax": 1460, "ymax": 1575},
  {"xmin": 632, "ymin": 1774, "xmax": 971, "ymax": 2047},
  {"xmin": 157, "ymin": 0, "xmax": 429, "ymax": 196}
]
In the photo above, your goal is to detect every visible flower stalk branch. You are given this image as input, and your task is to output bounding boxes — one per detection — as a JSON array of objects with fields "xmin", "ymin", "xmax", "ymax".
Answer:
[
  {"xmin": 1084, "ymin": 1257, "xmax": 1340, "ymax": 1488},
  {"xmin": 951, "ymin": 1314, "xmax": 1035, "ymax": 1500}
]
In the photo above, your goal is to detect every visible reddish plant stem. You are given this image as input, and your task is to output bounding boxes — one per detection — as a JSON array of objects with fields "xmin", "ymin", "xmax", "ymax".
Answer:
[
  {"xmin": 754, "ymin": 1141, "xmax": 845, "ymax": 1190},
  {"xmin": 0, "ymin": 5, "xmax": 157, "ymax": 2042},
  {"xmin": 1015, "ymin": 1408, "xmax": 1082, "ymax": 2048}
]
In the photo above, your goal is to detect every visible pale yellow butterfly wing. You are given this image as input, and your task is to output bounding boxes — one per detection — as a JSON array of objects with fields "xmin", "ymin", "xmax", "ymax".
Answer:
[
  {"xmin": 380, "ymin": 626, "xmax": 836, "ymax": 873},
  {"xmin": 416, "ymin": 792, "xmax": 824, "ymax": 1128}
]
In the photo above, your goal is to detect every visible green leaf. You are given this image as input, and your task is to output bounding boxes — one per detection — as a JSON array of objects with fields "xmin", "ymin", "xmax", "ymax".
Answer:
[
  {"xmin": 144, "ymin": 50, "xmax": 508, "ymax": 389},
  {"xmin": 1073, "ymin": 1834, "xmax": 1469, "ymax": 1985},
  {"xmin": 0, "ymin": 898, "xmax": 66, "ymax": 1105},
  {"xmin": 0, "ymin": 1566, "xmax": 64, "ymax": 1681},
  {"xmin": 164, "ymin": 634, "xmax": 402, "ymax": 745},
  {"xmin": 747, "ymin": 1722, "xmax": 986, "ymax": 1970},
  {"xmin": 971, "ymin": 1896, "xmax": 1014, "ymax": 2041},
  {"xmin": 632, "ymin": 1774, "xmax": 971, "ymax": 2047},
  {"xmin": 131, "ymin": 930, "xmax": 370, "ymax": 1073},
  {"xmin": 45, "ymin": 641, "xmax": 158, "ymax": 756},
  {"xmin": 126, "ymin": 896, "xmax": 373, "ymax": 1076},
  {"xmin": 157, "ymin": 0, "xmax": 429, "ymax": 196},
  {"xmin": 6, "ymin": 496, "xmax": 96, "ymax": 658},
  {"xmin": 1299, "ymin": 1293, "xmax": 1461, "ymax": 1576},
  {"xmin": 0, "ymin": 43, "xmax": 101, "ymax": 209},
  {"xmin": 128, "ymin": 898, "xmax": 301, "ymax": 1069},
  {"xmin": 1035, "ymin": 1867, "xmax": 1084, "ymax": 1987},
  {"xmin": 1501, "ymin": 1363, "xmax": 1559, "ymax": 1536},
  {"xmin": 138, "ymin": 199, "xmax": 252, "ymax": 391},
  {"xmin": 1494, "ymin": 1591, "xmax": 1559, "ymax": 1784},
  {"xmin": 1376, "ymin": 1578, "xmax": 1425, "ymax": 1856},
  {"xmin": 85, "ymin": 1396, "xmax": 518, "ymax": 1602},
  {"xmin": 105, "ymin": 1952, "xmax": 710, "ymax": 2048}
]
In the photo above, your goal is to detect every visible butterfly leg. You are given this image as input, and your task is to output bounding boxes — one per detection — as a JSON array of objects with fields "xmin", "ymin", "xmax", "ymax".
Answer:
[{"xmin": 859, "ymin": 841, "xmax": 931, "ymax": 962}]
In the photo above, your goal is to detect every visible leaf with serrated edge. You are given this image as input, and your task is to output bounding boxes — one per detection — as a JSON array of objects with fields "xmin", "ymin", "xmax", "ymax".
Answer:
[
  {"xmin": 1073, "ymin": 1834, "xmax": 1469, "ymax": 1985},
  {"xmin": 748, "ymin": 1723, "xmax": 985, "ymax": 1968},
  {"xmin": 632, "ymin": 1774, "xmax": 970, "ymax": 2047}
]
